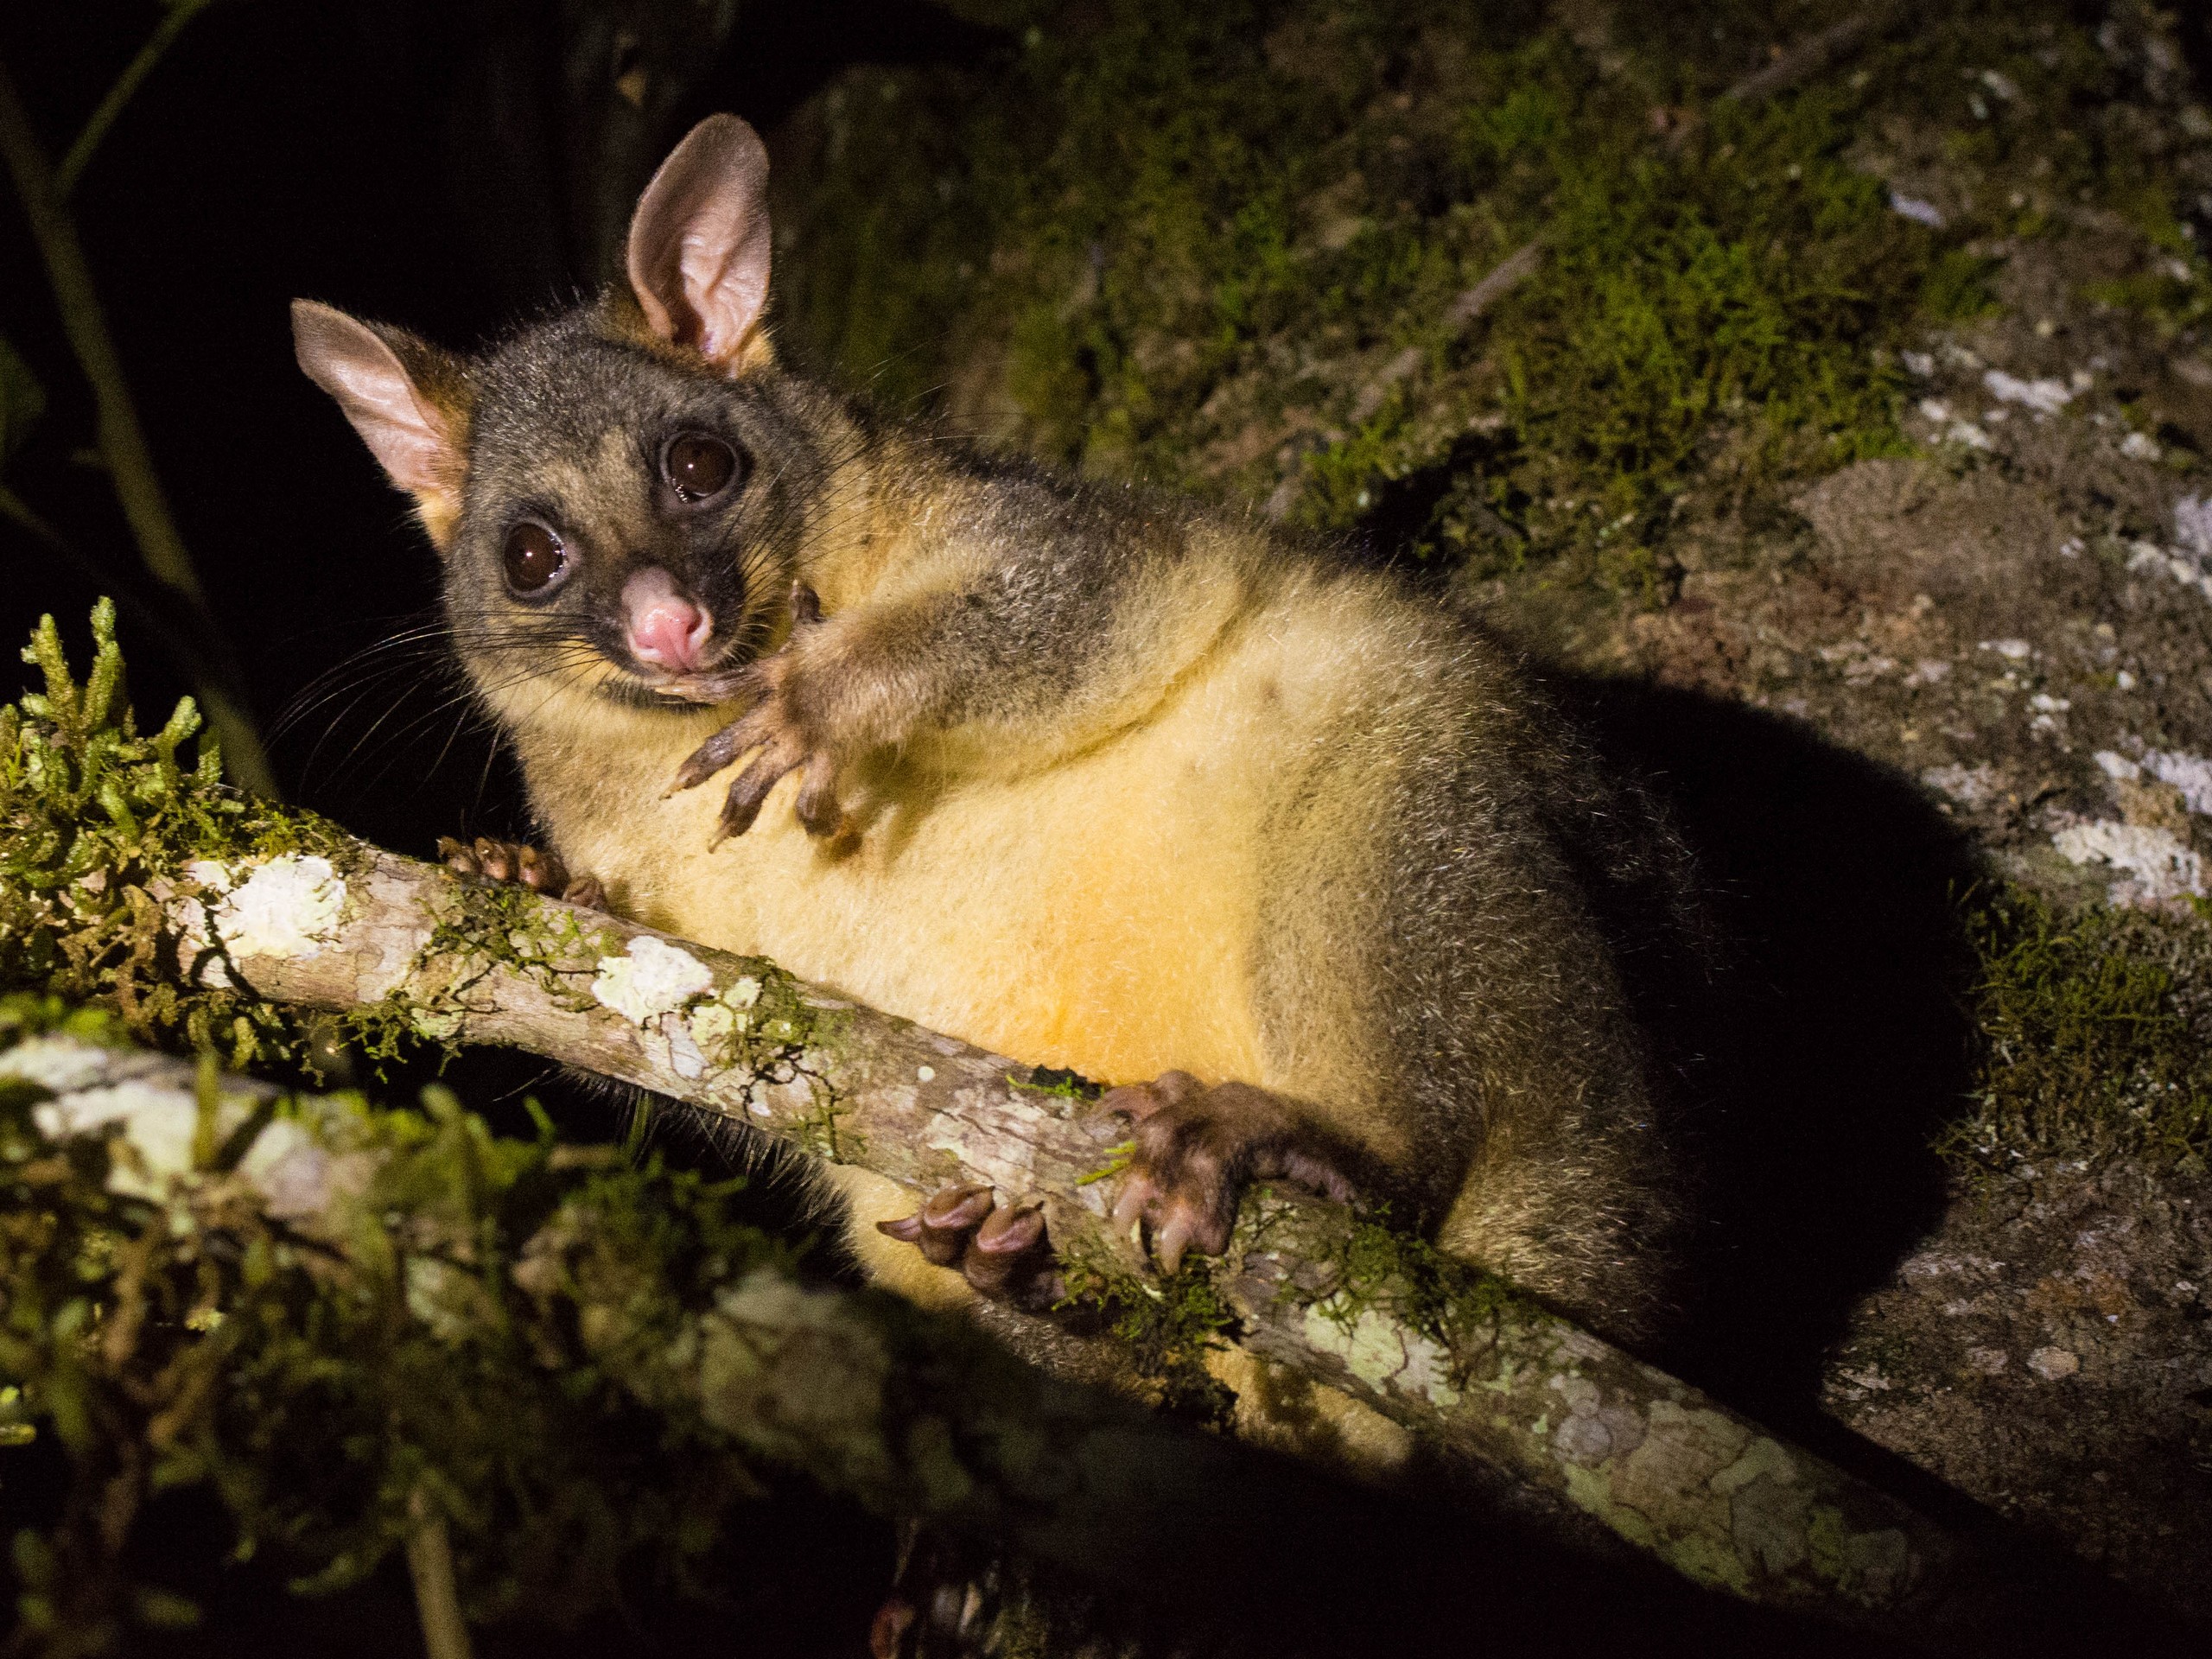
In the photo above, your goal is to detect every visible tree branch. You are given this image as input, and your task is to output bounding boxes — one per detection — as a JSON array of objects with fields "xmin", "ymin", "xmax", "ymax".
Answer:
[
  {"xmin": 404, "ymin": 1487, "xmax": 474, "ymax": 1659},
  {"xmin": 56, "ymin": 0, "xmax": 219, "ymax": 199},
  {"xmin": 161, "ymin": 837, "xmax": 2060, "ymax": 1649},
  {"xmin": 1720, "ymin": 9, "xmax": 1891, "ymax": 105}
]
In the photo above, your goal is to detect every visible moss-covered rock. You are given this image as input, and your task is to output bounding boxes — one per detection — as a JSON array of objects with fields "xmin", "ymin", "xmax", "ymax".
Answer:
[{"xmin": 774, "ymin": 0, "xmax": 2206, "ymax": 595}]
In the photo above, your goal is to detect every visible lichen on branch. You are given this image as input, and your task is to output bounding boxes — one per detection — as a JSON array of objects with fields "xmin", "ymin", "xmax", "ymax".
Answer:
[{"xmin": 0, "ymin": 604, "xmax": 346, "ymax": 1073}]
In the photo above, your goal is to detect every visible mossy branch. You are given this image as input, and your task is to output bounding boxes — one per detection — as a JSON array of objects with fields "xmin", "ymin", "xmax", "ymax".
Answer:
[
  {"xmin": 114, "ymin": 814, "xmax": 2000, "ymax": 1632},
  {"xmin": 2, "ymin": 607, "xmax": 2153, "ymax": 1650}
]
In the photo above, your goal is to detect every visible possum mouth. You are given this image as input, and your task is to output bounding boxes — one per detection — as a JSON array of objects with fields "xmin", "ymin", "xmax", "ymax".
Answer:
[
  {"xmin": 591, "ymin": 655, "xmax": 751, "ymax": 712},
  {"xmin": 593, "ymin": 676, "xmax": 709, "ymax": 712}
]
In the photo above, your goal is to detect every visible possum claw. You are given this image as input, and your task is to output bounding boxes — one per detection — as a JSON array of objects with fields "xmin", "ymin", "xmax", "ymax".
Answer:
[
  {"xmin": 870, "ymin": 1523, "xmax": 1000, "ymax": 1659},
  {"xmin": 877, "ymin": 1185, "xmax": 1062, "ymax": 1308},
  {"xmin": 1101, "ymin": 1072, "xmax": 1363, "ymax": 1272},
  {"xmin": 667, "ymin": 712, "xmax": 759, "ymax": 796},
  {"xmin": 437, "ymin": 836, "xmax": 607, "ymax": 910},
  {"xmin": 671, "ymin": 662, "xmax": 849, "ymax": 842}
]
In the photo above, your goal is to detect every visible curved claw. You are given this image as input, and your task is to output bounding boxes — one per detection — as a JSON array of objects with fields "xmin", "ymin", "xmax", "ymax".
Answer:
[
  {"xmin": 1102, "ymin": 1075, "xmax": 1361, "ymax": 1274},
  {"xmin": 668, "ymin": 689, "xmax": 774, "ymax": 795},
  {"xmin": 713, "ymin": 735, "xmax": 809, "ymax": 844},
  {"xmin": 1109, "ymin": 1172, "xmax": 1157, "ymax": 1236},
  {"xmin": 875, "ymin": 1183, "xmax": 996, "ymax": 1268},
  {"xmin": 472, "ymin": 836, "xmax": 517, "ymax": 882},
  {"xmin": 877, "ymin": 1185, "xmax": 1061, "ymax": 1307},
  {"xmin": 966, "ymin": 1202, "xmax": 1048, "ymax": 1300},
  {"xmin": 1153, "ymin": 1211, "xmax": 1197, "ymax": 1276}
]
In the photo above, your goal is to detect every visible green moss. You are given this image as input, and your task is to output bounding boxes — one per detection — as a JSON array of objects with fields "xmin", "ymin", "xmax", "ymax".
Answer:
[
  {"xmin": 1433, "ymin": 74, "xmax": 1927, "ymax": 584},
  {"xmin": 779, "ymin": 0, "xmax": 2209, "ymax": 601},
  {"xmin": 1052, "ymin": 1243, "xmax": 1238, "ymax": 1424},
  {"xmin": 1009, "ymin": 1064, "xmax": 1103, "ymax": 1103},
  {"xmin": 0, "ymin": 604, "xmax": 370, "ymax": 1079},
  {"xmin": 2081, "ymin": 264, "xmax": 2212, "ymax": 339},
  {"xmin": 1942, "ymin": 891, "xmax": 2212, "ymax": 1169},
  {"xmin": 1249, "ymin": 1196, "xmax": 1535, "ymax": 1376},
  {"xmin": 1917, "ymin": 249, "xmax": 2005, "ymax": 322}
]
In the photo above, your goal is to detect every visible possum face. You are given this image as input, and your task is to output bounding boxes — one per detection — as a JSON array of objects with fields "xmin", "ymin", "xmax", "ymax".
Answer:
[
  {"xmin": 440, "ymin": 315, "xmax": 818, "ymax": 711},
  {"xmin": 292, "ymin": 114, "xmax": 814, "ymax": 723}
]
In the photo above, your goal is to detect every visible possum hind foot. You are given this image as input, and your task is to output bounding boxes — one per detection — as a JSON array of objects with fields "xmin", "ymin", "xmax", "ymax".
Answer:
[
  {"xmin": 878, "ymin": 1077, "xmax": 1367, "ymax": 1300},
  {"xmin": 1103, "ymin": 1072, "xmax": 1363, "ymax": 1273},
  {"xmin": 875, "ymin": 1185, "xmax": 1063, "ymax": 1311},
  {"xmin": 435, "ymin": 836, "xmax": 606, "ymax": 909},
  {"xmin": 868, "ymin": 1522, "xmax": 1003, "ymax": 1659}
]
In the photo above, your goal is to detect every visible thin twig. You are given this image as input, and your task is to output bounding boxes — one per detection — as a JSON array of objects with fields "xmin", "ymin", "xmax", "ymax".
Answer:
[
  {"xmin": 1445, "ymin": 237, "xmax": 1548, "ymax": 328},
  {"xmin": 1346, "ymin": 238, "xmax": 1548, "ymax": 425},
  {"xmin": 1720, "ymin": 9, "xmax": 1887, "ymax": 104},
  {"xmin": 0, "ymin": 54, "xmax": 278, "ymax": 798},
  {"xmin": 57, "ymin": 0, "xmax": 219, "ymax": 198},
  {"xmin": 404, "ymin": 1485, "xmax": 474, "ymax": 1659}
]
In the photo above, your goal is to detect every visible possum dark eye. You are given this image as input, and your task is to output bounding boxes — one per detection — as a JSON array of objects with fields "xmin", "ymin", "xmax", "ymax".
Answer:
[
  {"xmin": 663, "ymin": 433, "xmax": 741, "ymax": 502},
  {"xmin": 502, "ymin": 521, "xmax": 568, "ymax": 594}
]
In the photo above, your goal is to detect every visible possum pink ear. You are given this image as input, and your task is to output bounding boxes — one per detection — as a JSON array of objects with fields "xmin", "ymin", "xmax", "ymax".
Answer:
[
  {"xmin": 292, "ymin": 300, "xmax": 471, "ymax": 543},
  {"xmin": 626, "ymin": 114, "xmax": 774, "ymax": 372}
]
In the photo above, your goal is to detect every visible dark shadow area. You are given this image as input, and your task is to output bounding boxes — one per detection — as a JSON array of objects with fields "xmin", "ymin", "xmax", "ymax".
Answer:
[
  {"xmin": 1558, "ymin": 677, "xmax": 1981, "ymax": 1428},
  {"xmin": 0, "ymin": 1381, "xmax": 1927, "ymax": 1659},
  {"xmin": 23, "ymin": 1325, "xmax": 2196, "ymax": 1659}
]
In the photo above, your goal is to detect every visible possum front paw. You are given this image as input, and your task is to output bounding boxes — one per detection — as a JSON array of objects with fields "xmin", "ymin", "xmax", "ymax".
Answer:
[
  {"xmin": 874, "ymin": 1185, "xmax": 1063, "ymax": 1311},
  {"xmin": 1102, "ymin": 1072, "xmax": 1362, "ymax": 1272},
  {"xmin": 436, "ymin": 836, "xmax": 606, "ymax": 909},
  {"xmin": 668, "ymin": 582, "xmax": 850, "ymax": 846}
]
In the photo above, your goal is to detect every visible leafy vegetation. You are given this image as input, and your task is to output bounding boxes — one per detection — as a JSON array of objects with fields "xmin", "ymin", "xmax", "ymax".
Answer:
[
  {"xmin": 0, "ymin": 988, "xmax": 810, "ymax": 1653},
  {"xmin": 0, "ymin": 604, "xmax": 353, "ymax": 1077}
]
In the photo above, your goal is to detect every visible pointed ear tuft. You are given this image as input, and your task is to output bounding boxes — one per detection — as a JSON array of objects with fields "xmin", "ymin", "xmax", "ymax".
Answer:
[
  {"xmin": 625, "ymin": 115, "xmax": 773, "ymax": 372},
  {"xmin": 292, "ymin": 299, "xmax": 472, "ymax": 541}
]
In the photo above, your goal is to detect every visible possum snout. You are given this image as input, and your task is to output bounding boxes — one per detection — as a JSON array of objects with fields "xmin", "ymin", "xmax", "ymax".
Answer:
[{"xmin": 622, "ymin": 566, "xmax": 713, "ymax": 672}]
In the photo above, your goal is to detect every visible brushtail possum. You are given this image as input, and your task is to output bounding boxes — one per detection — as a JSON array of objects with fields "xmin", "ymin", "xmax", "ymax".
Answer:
[{"xmin": 293, "ymin": 113, "xmax": 1697, "ymax": 1351}]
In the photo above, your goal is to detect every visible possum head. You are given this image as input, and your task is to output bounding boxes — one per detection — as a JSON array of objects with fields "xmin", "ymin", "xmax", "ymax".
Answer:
[{"xmin": 292, "ymin": 115, "xmax": 830, "ymax": 726}]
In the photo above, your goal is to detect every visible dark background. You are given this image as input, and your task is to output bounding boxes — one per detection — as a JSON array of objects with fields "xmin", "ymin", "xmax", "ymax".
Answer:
[{"xmin": 0, "ymin": 0, "xmax": 998, "ymax": 861}]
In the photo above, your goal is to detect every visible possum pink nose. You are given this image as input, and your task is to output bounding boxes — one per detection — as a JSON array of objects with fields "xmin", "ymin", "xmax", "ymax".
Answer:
[{"xmin": 622, "ymin": 568, "xmax": 712, "ymax": 671}]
